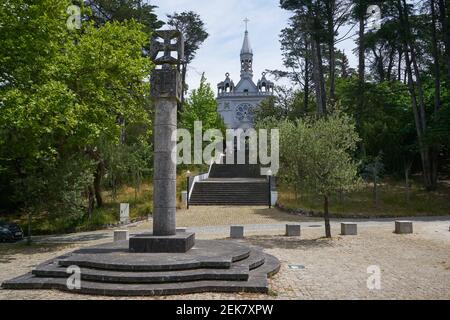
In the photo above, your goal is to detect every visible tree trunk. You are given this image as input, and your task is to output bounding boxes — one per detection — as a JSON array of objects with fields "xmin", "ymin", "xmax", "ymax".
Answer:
[
  {"xmin": 312, "ymin": 38, "xmax": 327, "ymax": 115},
  {"xmin": 87, "ymin": 185, "xmax": 95, "ymax": 220},
  {"xmin": 397, "ymin": 50, "xmax": 403, "ymax": 82},
  {"xmin": 324, "ymin": 195, "xmax": 332, "ymax": 238},
  {"xmin": 27, "ymin": 212, "xmax": 32, "ymax": 245},
  {"xmin": 304, "ymin": 39, "xmax": 310, "ymax": 113},
  {"xmin": 86, "ymin": 147, "xmax": 105, "ymax": 208},
  {"xmin": 398, "ymin": 0, "xmax": 436, "ymax": 190},
  {"xmin": 327, "ymin": 0, "xmax": 336, "ymax": 103},
  {"xmin": 93, "ymin": 161, "xmax": 104, "ymax": 208},
  {"xmin": 373, "ymin": 170, "xmax": 379, "ymax": 207},
  {"xmin": 357, "ymin": 7, "xmax": 365, "ymax": 129},
  {"xmin": 431, "ymin": 0, "xmax": 442, "ymax": 114},
  {"xmin": 438, "ymin": 0, "xmax": 450, "ymax": 79},
  {"xmin": 387, "ymin": 48, "xmax": 395, "ymax": 81},
  {"xmin": 405, "ymin": 161, "xmax": 412, "ymax": 204},
  {"xmin": 431, "ymin": 0, "xmax": 442, "ymax": 187}
]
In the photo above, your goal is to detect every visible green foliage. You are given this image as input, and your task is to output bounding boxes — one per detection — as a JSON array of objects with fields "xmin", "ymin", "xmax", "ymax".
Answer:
[
  {"xmin": 180, "ymin": 74, "xmax": 225, "ymax": 134},
  {"xmin": 336, "ymin": 78, "xmax": 417, "ymax": 174},
  {"xmin": 0, "ymin": 1, "xmax": 153, "ymax": 221},
  {"xmin": 273, "ymin": 112, "xmax": 361, "ymax": 198},
  {"xmin": 258, "ymin": 110, "xmax": 361, "ymax": 237},
  {"xmin": 166, "ymin": 11, "xmax": 209, "ymax": 65},
  {"xmin": 254, "ymin": 87, "xmax": 311, "ymax": 122},
  {"xmin": 85, "ymin": 0, "xmax": 164, "ymax": 34}
]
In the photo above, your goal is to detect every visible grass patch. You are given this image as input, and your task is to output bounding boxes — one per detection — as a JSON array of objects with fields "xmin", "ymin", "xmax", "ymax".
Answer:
[
  {"xmin": 278, "ymin": 177, "xmax": 450, "ymax": 218},
  {"xmin": 4, "ymin": 174, "xmax": 193, "ymax": 236},
  {"xmin": 6, "ymin": 183, "xmax": 154, "ymax": 236}
]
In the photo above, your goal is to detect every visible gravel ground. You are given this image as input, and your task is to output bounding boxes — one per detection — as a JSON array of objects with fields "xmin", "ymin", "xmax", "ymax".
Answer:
[{"xmin": 0, "ymin": 206, "xmax": 449, "ymax": 300}]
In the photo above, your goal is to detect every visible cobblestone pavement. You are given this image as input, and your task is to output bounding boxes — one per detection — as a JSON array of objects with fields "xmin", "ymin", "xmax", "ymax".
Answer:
[{"xmin": 0, "ymin": 206, "xmax": 449, "ymax": 300}]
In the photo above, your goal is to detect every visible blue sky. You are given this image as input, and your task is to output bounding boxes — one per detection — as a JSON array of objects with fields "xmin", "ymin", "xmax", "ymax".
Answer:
[{"xmin": 151, "ymin": 0, "xmax": 358, "ymax": 91}]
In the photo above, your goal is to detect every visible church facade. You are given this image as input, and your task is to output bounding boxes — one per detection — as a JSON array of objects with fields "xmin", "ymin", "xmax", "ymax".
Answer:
[{"xmin": 216, "ymin": 27, "xmax": 274, "ymax": 130}]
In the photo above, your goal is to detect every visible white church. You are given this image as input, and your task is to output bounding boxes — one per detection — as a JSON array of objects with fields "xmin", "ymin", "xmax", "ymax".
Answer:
[{"xmin": 216, "ymin": 23, "xmax": 274, "ymax": 130}]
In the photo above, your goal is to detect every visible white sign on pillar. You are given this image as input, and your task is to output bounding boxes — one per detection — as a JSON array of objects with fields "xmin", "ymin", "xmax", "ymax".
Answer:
[{"xmin": 120, "ymin": 203, "xmax": 130, "ymax": 224}]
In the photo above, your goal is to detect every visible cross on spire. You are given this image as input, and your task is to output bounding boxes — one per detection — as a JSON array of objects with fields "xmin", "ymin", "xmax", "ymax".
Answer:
[{"xmin": 244, "ymin": 18, "xmax": 249, "ymax": 32}]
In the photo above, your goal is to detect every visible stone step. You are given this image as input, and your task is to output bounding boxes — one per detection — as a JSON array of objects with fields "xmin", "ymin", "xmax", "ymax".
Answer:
[
  {"xmin": 189, "ymin": 202, "xmax": 268, "ymax": 206},
  {"xmin": 250, "ymin": 253, "xmax": 281, "ymax": 278},
  {"xmin": 32, "ymin": 248, "xmax": 268, "ymax": 284},
  {"xmin": 2, "ymin": 272, "xmax": 270, "ymax": 296},
  {"xmin": 3, "ymin": 253, "xmax": 280, "ymax": 296},
  {"xmin": 190, "ymin": 195, "xmax": 268, "ymax": 199},
  {"xmin": 32, "ymin": 261, "xmax": 250, "ymax": 283},
  {"xmin": 56, "ymin": 240, "xmax": 251, "ymax": 272},
  {"xmin": 235, "ymin": 249, "xmax": 266, "ymax": 270}
]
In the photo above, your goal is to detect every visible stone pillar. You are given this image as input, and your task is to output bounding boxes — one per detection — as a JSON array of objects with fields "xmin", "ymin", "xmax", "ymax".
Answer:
[
  {"xmin": 149, "ymin": 30, "xmax": 184, "ymax": 237},
  {"xmin": 129, "ymin": 30, "xmax": 195, "ymax": 253},
  {"xmin": 153, "ymin": 97, "xmax": 177, "ymax": 236}
]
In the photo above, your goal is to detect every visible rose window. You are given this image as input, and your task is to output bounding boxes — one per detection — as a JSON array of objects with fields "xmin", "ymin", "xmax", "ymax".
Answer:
[{"xmin": 235, "ymin": 103, "xmax": 254, "ymax": 122}]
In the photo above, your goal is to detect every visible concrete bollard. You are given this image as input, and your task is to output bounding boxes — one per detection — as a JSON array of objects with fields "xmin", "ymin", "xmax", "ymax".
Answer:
[
  {"xmin": 230, "ymin": 226, "xmax": 244, "ymax": 239},
  {"xmin": 271, "ymin": 191, "xmax": 278, "ymax": 207},
  {"xmin": 119, "ymin": 203, "xmax": 130, "ymax": 224},
  {"xmin": 395, "ymin": 221, "xmax": 413, "ymax": 234},
  {"xmin": 114, "ymin": 230, "xmax": 129, "ymax": 242},
  {"xmin": 181, "ymin": 191, "xmax": 188, "ymax": 208},
  {"xmin": 341, "ymin": 223, "xmax": 358, "ymax": 236},
  {"xmin": 285, "ymin": 224, "xmax": 301, "ymax": 237}
]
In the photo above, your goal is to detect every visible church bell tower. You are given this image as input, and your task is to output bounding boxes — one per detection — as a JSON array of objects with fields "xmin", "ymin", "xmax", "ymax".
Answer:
[{"xmin": 216, "ymin": 19, "xmax": 274, "ymax": 130}]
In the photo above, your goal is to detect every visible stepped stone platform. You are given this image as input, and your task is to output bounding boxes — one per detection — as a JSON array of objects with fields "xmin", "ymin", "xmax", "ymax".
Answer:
[{"xmin": 1, "ymin": 240, "xmax": 280, "ymax": 296}]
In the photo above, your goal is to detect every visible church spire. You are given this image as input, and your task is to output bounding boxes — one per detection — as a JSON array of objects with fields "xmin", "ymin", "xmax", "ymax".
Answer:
[{"xmin": 240, "ymin": 18, "xmax": 253, "ymax": 78}]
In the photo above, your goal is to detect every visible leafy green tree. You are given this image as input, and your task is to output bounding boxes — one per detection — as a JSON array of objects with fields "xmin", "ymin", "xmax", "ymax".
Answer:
[
  {"xmin": 85, "ymin": 0, "xmax": 163, "ymax": 32},
  {"xmin": 259, "ymin": 111, "xmax": 361, "ymax": 238},
  {"xmin": 167, "ymin": 11, "xmax": 209, "ymax": 106},
  {"xmin": 180, "ymin": 74, "xmax": 225, "ymax": 134},
  {"xmin": 0, "ymin": 1, "xmax": 152, "ymax": 225}
]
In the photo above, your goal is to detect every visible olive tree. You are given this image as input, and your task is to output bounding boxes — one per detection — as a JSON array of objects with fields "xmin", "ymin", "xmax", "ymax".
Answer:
[{"xmin": 260, "ymin": 111, "xmax": 361, "ymax": 238}]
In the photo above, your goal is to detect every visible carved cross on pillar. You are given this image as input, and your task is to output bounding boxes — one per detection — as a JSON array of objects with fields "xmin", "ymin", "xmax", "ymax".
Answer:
[
  {"xmin": 150, "ymin": 30, "xmax": 184, "ymax": 69},
  {"xmin": 150, "ymin": 30, "xmax": 184, "ymax": 102}
]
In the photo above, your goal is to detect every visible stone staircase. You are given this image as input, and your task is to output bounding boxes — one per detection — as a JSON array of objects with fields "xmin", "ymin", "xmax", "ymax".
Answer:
[
  {"xmin": 189, "ymin": 179, "xmax": 269, "ymax": 206},
  {"xmin": 189, "ymin": 150, "xmax": 271, "ymax": 206}
]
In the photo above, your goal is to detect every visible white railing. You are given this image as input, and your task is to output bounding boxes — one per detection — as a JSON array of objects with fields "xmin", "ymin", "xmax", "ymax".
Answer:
[{"xmin": 188, "ymin": 153, "xmax": 224, "ymax": 200}]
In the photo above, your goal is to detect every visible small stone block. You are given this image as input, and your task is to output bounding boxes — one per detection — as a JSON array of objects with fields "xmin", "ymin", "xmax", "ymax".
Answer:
[
  {"xmin": 181, "ymin": 191, "xmax": 188, "ymax": 207},
  {"xmin": 230, "ymin": 226, "xmax": 244, "ymax": 239},
  {"xmin": 341, "ymin": 223, "xmax": 357, "ymax": 235},
  {"xmin": 176, "ymin": 227, "xmax": 187, "ymax": 233},
  {"xmin": 119, "ymin": 203, "xmax": 130, "ymax": 224},
  {"xmin": 129, "ymin": 232, "xmax": 195, "ymax": 253},
  {"xmin": 395, "ymin": 221, "xmax": 413, "ymax": 234},
  {"xmin": 285, "ymin": 224, "xmax": 301, "ymax": 237},
  {"xmin": 114, "ymin": 230, "xmax": 129, "ymax": 242}
]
